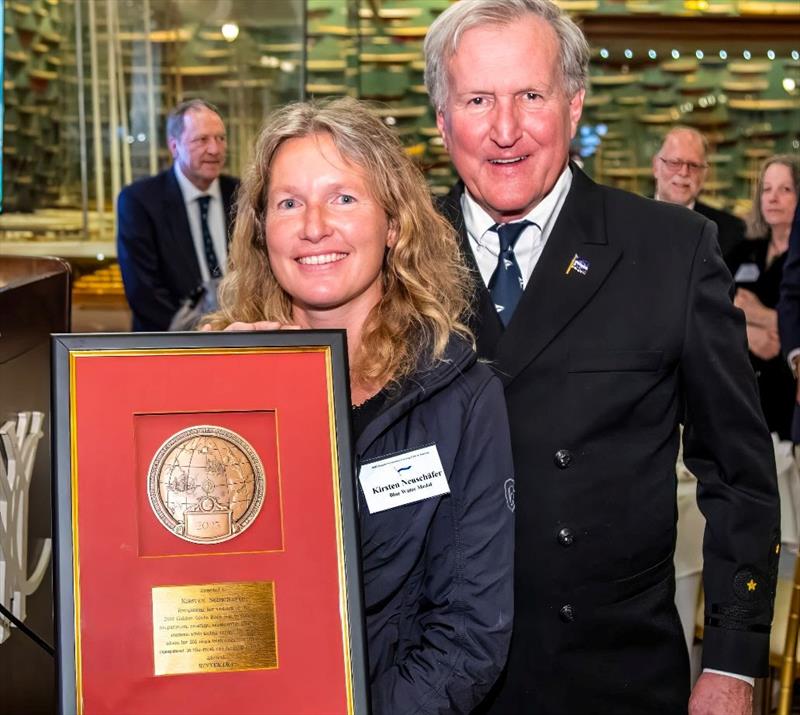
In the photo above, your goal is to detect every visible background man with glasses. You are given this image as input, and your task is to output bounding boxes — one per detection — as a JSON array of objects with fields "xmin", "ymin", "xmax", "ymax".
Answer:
[{"xmin": 653, "ymin": 126, "xmax": 745, "ymax": 259}]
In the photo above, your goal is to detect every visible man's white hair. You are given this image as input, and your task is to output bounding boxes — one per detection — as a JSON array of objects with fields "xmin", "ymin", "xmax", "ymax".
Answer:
[{"xmin": 423, "ymin": 0, "xmax": 589, "ymax": 111}]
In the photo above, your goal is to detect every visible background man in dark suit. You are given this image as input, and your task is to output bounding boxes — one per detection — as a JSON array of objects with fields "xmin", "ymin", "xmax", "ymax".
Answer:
[
  {"xmin": 652, "ymin": 126, "xmax": 745, "ymax": 259},
  {"xmin": 778, "ymin": 201, "xmax": 800, "ymax": 442},
  {"xmin": 424, "ymin": 1, "xmax": 779, "ymax": 713},
  {"xmin": 117, "ymin": 99, "xmax": 239, "ymax": 331}
]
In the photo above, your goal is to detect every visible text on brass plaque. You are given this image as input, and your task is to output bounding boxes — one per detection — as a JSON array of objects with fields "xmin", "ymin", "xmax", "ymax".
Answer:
[{"xmin": 152, "ymin": 581, "xmax": 278, "ymax": 676}]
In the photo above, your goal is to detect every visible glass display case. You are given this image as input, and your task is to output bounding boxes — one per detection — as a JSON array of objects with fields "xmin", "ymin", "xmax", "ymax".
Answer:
[
  {"xmin": 0, "ymin": 0, "xmax": 305, "ymax": 239},
  {"xmin": 0, "ymin": 0, "xmax": 798, "ymax": 314},
  {"xmin": 0, "ymin": 0, "xmax": 306, "ymax": 312},
  {"xmin": 577, "ymin": 13, "xmax": 800, "ymax": 212}
]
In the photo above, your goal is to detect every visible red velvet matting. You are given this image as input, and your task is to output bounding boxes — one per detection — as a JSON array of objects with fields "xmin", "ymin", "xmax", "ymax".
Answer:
[{"xmin": 70, "ymin": 349, "xmax": 352, "ymax": 715}]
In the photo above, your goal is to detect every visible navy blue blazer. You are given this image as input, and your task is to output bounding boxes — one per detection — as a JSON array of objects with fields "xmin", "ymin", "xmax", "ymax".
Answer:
[
  {"xmin": 778, "ymin": 202, "xmax": 800, "ymax": 441},
  {"xmin": 116, "ymin": 167, "xmax": 238, "ymax": 331}
]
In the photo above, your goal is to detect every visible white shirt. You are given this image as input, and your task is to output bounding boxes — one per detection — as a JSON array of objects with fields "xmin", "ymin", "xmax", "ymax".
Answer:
[
  {"xmin": 461, "ymin": 164, "xmax": 572, "ymax": 289},
  {"xmin": 173, "ymin": 163, "xmax": 227, "ymax": 282},
  {"xmin": 655, "ymin": 192, "xmax": 696, "ymax": 210},
  {"xmin": 788, "ymin": 348, "xmax": 800, "ymax": 374}
]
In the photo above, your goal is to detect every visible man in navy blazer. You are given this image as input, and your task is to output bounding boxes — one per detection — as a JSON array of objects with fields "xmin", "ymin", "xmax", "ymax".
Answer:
[
  {"xmin": 778, "ymin": 201, "xmax": 800, "ymax": 441},
  {"xmin": 117, "ymin": 99, "xmax": 239, "ymax": 331},
  {"xmin": 426, "ymin": 1, "xmax": 778, "ymax": 713}
]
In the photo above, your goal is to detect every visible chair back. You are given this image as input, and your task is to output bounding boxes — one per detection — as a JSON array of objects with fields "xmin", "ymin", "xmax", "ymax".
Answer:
[{"xmin": 777, "ymin": 551, "xmax": 800, "ymax": 715}]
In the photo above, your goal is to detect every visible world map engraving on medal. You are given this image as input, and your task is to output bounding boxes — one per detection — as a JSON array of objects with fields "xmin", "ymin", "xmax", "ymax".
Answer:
[{"xmin": 147, "ymin": 426, "xmax": 265, "ymax": 544}]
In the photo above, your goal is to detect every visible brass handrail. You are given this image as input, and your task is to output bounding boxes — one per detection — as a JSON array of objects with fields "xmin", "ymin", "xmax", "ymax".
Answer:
[{"xmin": 777, "ymin": 552, "xmax": 800, "ymax": 715}]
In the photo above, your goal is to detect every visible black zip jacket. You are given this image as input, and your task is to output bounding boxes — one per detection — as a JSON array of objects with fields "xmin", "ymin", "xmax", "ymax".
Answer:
[{"xmin": 355, "ymin": 336, "xmax": 515, "ymax": 714}]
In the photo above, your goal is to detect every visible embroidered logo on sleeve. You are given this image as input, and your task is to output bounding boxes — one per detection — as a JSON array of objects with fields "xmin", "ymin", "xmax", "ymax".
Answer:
[
  {"xmin": 504, "ymin": 478, "xmax": 515, "ymax": 512},
  {"xmin": 732, "ymin": 566, "xmax": 766, "ymax": 604}
]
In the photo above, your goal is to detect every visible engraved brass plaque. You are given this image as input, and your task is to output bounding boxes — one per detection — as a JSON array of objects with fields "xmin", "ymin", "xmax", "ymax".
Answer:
[
  {"xmin": 152, "ymin": 581, "xmax": 278, "ymax": 676},
  {"xmin": 147, "ymin": 425, "xmax": 266, "ymax": 544}
]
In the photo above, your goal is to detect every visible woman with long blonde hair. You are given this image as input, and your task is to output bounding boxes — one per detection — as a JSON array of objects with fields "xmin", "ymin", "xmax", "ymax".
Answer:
[{"xmin": 207, "ymin": 97, "xmax": 514, "ymax": 713}]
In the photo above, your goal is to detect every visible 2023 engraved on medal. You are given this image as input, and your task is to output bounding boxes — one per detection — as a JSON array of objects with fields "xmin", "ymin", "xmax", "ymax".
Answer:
[{"xmin": 147, "ymin": 425, "xmax": 266, "ymax": 544}]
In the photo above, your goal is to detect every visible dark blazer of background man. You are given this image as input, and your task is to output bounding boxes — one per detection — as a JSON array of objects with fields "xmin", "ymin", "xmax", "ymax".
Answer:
[
  {"xmin": 778, "ymin": 201, "xmax": 800, "ymax": 441},
  {"xmin": 652, "ymin": 126, "xmax": 745, "ymax": 259},
  {"xmin": 117, "ymin": 99, "xmax": 239, "ymax": 331},
  {"xmin": 426, "ymin": 2, "xmax": 779, "ymax": 714}
]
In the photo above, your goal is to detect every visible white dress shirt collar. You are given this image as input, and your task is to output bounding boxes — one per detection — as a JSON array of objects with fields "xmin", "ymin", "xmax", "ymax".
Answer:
[
  {"xmin": 655, "ymin": 192, "xmax": 695, "ymax": 211},
  {"xmin": 462, "ymin": 163, "xmax": 571, "ymax": 238},
  {"xmin": 461, "ymin": 163, "xmax": 573, "ymax": 288},
  {"xmin": 173, "ymin": 162, "xmax": 222, "ymax": 205}
]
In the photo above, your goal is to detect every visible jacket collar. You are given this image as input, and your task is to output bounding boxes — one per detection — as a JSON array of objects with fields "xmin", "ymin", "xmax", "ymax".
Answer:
[
  {"xmin": 354, "ymin": 335, "xmax": 477, "ymax": 457},
  {"xmin": 439, "ymin": 184, "xmax": 505, "ymax": 355},
  {"xmin": 442, "ymin": 165, "xmax": 624, "ymax": 385},
  {"xmin": 495, "ymin": 166, "xmax": 622, "ymax": 384}
]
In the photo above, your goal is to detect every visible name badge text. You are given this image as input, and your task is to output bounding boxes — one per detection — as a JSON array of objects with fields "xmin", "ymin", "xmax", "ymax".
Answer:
[{"xmin": 359, "ymin": 444, "xmax": 449, "ymax": 514}]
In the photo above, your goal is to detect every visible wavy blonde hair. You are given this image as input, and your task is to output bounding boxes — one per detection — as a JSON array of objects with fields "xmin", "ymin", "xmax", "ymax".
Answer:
[{"xmin": 207, "ymin": 97, "xmax": 472, "ymax": 388}]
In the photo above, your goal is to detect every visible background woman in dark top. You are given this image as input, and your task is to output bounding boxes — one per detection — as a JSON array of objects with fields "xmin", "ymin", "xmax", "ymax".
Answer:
[
  {"xmin": 205, "ymin": 97, "xmax": 514, "ymax": 714},
  {"xmin": 726, "ymin": 154, "xmax": 800, "ymax": 439}
]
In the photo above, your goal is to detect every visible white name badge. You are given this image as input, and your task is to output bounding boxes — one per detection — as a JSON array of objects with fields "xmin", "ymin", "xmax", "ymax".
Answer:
[
  {"xmin": 359, "ymin": 444, "xmax": 450, "ymax": 514},
  {"xmin": 734, "ymin": 262, "xmax": 760, "ymax": 283}
]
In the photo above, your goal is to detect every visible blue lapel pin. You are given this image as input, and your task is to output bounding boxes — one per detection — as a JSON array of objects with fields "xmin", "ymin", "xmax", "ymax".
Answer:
[{"xmin": 565, "ymin": 253, "xmax": 590, "ymax": 276}]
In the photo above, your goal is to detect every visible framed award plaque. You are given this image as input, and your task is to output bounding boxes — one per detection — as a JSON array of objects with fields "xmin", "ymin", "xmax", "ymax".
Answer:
[{"xmin": 52, "ymin": 331, "xmax": 369, "ymax": 715}]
